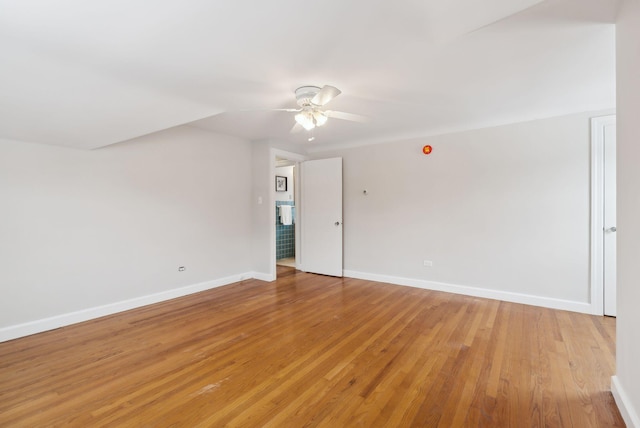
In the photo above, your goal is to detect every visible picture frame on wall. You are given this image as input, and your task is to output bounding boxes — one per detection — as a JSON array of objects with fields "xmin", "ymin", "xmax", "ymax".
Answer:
[{"xmin": 275, "ymin": 176, "xmax": 287, "ymax": 192}]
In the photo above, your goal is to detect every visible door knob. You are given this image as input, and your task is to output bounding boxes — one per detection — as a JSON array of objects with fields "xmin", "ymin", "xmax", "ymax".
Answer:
[{"xmin": 606, "ymin": 226, "xmax": 617, "ymax": 232}]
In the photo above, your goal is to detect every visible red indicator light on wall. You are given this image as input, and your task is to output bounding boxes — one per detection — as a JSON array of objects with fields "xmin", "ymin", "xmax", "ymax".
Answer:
[{"xmin": 422, "ymin": 145, "xmax": 433, "ymax": 155}]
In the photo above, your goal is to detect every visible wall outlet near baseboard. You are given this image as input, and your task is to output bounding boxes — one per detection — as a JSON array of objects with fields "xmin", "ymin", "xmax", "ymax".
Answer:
[
  {"xmin": 423, "ymin": 260, "xmax": 433, "ymax": 267},
  {"xmin": 178, "ymin": 266, "xmax": 186, "ymax": 272}
]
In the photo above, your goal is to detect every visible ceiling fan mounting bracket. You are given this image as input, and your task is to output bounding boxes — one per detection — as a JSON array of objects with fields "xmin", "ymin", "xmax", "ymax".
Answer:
[{"xmin": 295, "ymin": 86, "xmax": 321, "ymax": 107}]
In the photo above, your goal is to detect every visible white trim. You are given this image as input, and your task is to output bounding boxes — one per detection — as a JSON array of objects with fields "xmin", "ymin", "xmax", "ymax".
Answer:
[
  {"xmin": 271, "ymin": 148, "xmax": 307, "ymax": 163},
  {"xmin": 612, "ymin": 375, "xmax": 640, "ymax": 428},
  {"xmin": 0, "ymin": 272, "xmax": 258, "ymax": 343},
  {"xmin": 590, "ymin": 115, "xmax": 617, "ymax": 315},
  {"xmin": 251, "ymin": 272, "xmax": 276, "ymax": 282},
  {"xmin": 294, "ymin": 162, "xmax": 303, "ymax": 272},
  {"xmin": 343, "ymin": 270, "xmax": 592, "ymax": 314}
]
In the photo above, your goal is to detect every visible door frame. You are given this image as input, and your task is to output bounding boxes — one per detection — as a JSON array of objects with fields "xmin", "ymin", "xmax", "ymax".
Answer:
[
  {"xmin": 270, "ymin": 148, "xmax": 308, "ymax": 279},
  {"xmin": 590, "ymin": 114, "xmax": 616, "ymax": 315}
]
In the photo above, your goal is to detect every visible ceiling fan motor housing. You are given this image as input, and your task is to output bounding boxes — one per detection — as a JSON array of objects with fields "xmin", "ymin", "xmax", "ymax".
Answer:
[{"xmin": 295, "ymin": 86, "xmax": 321, "ymax": 107}]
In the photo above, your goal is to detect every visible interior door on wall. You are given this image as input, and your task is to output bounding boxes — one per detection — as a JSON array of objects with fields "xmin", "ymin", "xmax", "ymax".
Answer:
[
  {"xmin": 603, "ymin": 121, "xmax": 617, "ymax": 316},
  {"xmin": 300, "ymin": 157, "xmax": 343, "ymax": 277}
]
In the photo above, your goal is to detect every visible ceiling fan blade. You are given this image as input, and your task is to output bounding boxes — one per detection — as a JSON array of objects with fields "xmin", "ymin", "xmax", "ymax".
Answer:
[
  {"xmin": 312, "ymin": 85, "xmax": 341, "ymax": 106},
  {"xmin": 290, "ymin": 122, "xmax": 303, "ymax": 134},
  {"xmin": 325, "ymin": 110, "xmax": 369, "ymax": 123},
  {"xmin": 237, "ymin": 108, "xmax": 300, "ymax": 113}
]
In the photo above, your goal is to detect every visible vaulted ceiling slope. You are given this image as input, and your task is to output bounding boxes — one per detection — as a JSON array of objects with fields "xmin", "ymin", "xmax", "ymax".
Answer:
[{"xmin": 0, "ymin": 0, "xmax": 618, "ymax": 150}]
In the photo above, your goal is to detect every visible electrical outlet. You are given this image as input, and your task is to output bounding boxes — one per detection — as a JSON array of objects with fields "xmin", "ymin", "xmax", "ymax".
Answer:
[
  {"xmin": 178, "ymin": 266, "xmax": 186, "ymax": 272},
  {"xmin": 423, "ymin": 260, "xmax": 433, "ymax": 267}
]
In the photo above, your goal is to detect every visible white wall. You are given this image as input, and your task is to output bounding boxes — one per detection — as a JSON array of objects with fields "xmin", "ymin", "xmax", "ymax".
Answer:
[
  {"xmin": 316, "ymin": 111, "xmax": 611, "ymax": 310},
  {"xmin": 0, "ymin": 126, "xmax": 253, "ymax": 336},
  {"xmin": 613, "ymin": 0, "xmax": 640, "ymax": 425},
  {"xmin": 251, "ymin": 142, "xmax": 273, "ymax": 277},
  {"xmin": 275, "ymin": 166, "xmax": 294, "ymax": 202}
]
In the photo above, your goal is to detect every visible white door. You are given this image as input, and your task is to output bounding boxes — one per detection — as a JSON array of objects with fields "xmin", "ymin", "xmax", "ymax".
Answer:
[
  {"xmin": 300, "ymin": 158, "xmax": 343, "ymax": 277},
  {"xmin": 603, "ymin": 121, "xmax": 617, "ymax": 316}
]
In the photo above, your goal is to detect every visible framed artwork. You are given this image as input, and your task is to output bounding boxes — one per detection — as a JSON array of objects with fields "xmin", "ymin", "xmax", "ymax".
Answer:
[{"xmin": 275, "ymin": 176, "xmax": 287, "ymax": 192}]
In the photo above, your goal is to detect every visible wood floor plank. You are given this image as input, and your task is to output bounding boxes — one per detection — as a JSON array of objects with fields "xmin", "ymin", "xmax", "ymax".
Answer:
[{"xmin": 0, "ymin": 267, "xmax": 625, "ymax": 427}]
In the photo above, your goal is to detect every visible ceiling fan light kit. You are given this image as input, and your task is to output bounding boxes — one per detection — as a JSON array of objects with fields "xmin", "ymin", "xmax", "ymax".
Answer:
[
  {"xmin": 250, "ymin": 84, "xmax": 365, "ymax": 136},
  {"xmin": 295, "ymin": 111, "xmax": 316, "ymax": 130},
  {"xmin": 314, "ymin": 111, "xmax": 328, "ymax": 126},
  {"xmin": 294, "ymin": 109, "xmax": 329, "ymax": 131},
  {"xmin": 292, "ymin": 85, "xmax": 334, "ymax": 131},
  {"xmin": 285, "ymin": 84, "xmax": 364, "ymax": 135}
]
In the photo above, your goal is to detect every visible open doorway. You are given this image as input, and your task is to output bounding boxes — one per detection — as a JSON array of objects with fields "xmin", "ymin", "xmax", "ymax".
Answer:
[
  {"xmin": 275, "ymin": 158, "xmax": 296, "ymax": 268},
  {"xmin": 270, "ymin": 148, "xmax": 307, "ymax": 279}
]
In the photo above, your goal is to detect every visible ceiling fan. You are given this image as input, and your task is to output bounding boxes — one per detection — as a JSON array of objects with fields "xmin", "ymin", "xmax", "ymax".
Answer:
[{"xmin": 274, "ymin": 85, "xmax": 368, "ymax": 133}]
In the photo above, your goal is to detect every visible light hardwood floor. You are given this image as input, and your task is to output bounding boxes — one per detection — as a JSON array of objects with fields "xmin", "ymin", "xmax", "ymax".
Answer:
[{"xmin": 0, "ymin": 266, "xmax": 624, "ymax": 427}]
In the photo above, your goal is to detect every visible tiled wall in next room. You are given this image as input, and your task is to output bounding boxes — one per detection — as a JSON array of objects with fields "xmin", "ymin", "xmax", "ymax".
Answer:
[{"xmin": 276, "ymin": 201, "xmax": 295, "ymax": 260}]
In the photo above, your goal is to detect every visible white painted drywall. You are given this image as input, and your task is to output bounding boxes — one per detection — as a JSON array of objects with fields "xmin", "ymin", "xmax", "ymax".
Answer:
[
  {"xmin": 0, "ymin": 126, "xmax": 252, "ymax": 330},
  {"xmin": 275, "ymin": 166, "xmax": 294, "ymax": 202},
  {"xmin": 613, "ymin": 1, "xmax": 640, "ymax": 425},
  {"xmin": 250, "ymin": 142, "xmax": 273, "ymax": 278},
  {"xmin": 316, "ymin": 111, "xmax": 611, "ymax": 306}
]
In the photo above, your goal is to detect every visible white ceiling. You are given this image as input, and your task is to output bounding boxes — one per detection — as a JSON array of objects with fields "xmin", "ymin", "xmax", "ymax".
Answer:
[{"xmin": 0, "ymin": 0, "xmax": 618, "ymax": 150}]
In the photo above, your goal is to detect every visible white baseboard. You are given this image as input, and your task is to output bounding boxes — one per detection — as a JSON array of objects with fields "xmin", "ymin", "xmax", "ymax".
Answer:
[
  {"xmin": 612, "ymin": 375, "xmax": 640, "ymax": 428},
  {"xmin": 343, "ymin": 270, "xmax": 592, "ymax": 314},
  {"xmin": 0, "ymin": 270, "xmax": 593, "ymax": 343},
  {"xmin": 0, "ymin": 272, "xmax": 257, "ymax": 343},
  {"xmin": 251, "ymin": 272, "xmax": 276, "ymax": 282}
]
